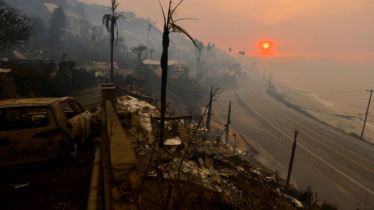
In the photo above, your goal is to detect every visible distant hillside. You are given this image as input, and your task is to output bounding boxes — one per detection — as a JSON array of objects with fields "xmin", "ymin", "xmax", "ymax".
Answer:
[{"xmin": 4, "ymin": 0, "xmax": 236, "ymax": 68}]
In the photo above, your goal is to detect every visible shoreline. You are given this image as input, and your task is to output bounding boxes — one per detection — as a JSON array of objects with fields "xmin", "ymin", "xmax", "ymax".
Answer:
[{"xmin": 266, "ymin": 71, "xmax": 374, "ymax": 145}]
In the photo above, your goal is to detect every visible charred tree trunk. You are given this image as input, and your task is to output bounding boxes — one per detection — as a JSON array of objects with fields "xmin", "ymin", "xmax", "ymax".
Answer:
[
  {"xmin": 196, "ymin": 55, "xmax": 200, "ymax": 80},
  {"xmin": 110, "ymin": 17, "xmax": 115, "ymax": 83},
  {"xmin": 225, "ymin": 101, "xmax": 231, "ymax": 145},
  {"xmin": 206, "ymin": 86, "xmax": 213, "ymax": 130},
  {"xmin": 146, "ymin": 30, "xmax": 150, "ymax": 59},
  {"xmin": 159, "ymin": 26, "xmax": 170, "ymax": 148},
  {"xmin": 286, "ymin": 129, "xmax": 299, "ymax": 193},
  {"xmin": 138, "ymin": 51, "xmax": 142, "ymax": 64}
]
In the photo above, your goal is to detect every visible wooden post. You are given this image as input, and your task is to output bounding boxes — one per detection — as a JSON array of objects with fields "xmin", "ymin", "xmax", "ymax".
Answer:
[
  {"xmin": 206, "ymin": 86, "xmax": 213, "ymax": 131},
  {"xmin": 285, "ymin": 128, "xmax": 299, "ymax": 193},
  {"xmin": 225, "ymin": 101, "xmax": 231, "ymax": 145}
]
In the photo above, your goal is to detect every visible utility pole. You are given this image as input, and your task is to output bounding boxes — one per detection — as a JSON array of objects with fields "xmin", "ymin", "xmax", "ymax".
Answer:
[
  {"xmin": 225, "ymin": 101, "xmax": 231, "ymax": 145},
  {"xmin": 268, "ymin": 72, "xmax": 272, "ymax": 90},
  {"xmin": 361, "ymin": 89, "xmax": 373, "ymax": 140},
  {"xmin": 286, "ymin": 128, "xmax": 300, "ymax": 193},
  {"xmin": 206, "ymin": 87, "xmax": 213, "ymax": 131}
]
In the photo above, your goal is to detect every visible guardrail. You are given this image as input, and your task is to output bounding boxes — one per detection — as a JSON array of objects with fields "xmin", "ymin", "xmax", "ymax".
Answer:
[
  {"xmin": 235, "ymin": 87, "xmax": 374, "ymax": 205},
  {"xmin": 87, "ymin": 83, "xmax": 139, "ymax": 210},
  {"xmin": 87, "ymin": 138, "xmax": 102, "ymax": 210},
  {"xmin": 105, "ymin": 100, "xmax": 139, "ymax": 210}
]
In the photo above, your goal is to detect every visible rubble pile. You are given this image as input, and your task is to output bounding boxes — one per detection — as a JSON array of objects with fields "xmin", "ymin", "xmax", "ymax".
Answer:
[{"xmin": 117, "ymin": 95, "xmax": 317, "ymax": 209}]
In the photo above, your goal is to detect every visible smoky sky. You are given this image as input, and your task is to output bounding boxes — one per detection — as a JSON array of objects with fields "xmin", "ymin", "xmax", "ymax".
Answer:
[{"xmin": 83, "ymin": 0, "xmax": 374, "ymax": 63}]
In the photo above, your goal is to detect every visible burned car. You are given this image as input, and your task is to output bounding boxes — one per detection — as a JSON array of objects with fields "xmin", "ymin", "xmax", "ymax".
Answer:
[{"xmin": 0, "ymin": 97, "xmax": 92, "ymax": 168}]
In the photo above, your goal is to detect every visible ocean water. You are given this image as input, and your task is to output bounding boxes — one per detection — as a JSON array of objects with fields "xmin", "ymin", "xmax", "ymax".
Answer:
[{"xmin": 256, "ymin": 59, "xmax": 374, "ymax": 118}]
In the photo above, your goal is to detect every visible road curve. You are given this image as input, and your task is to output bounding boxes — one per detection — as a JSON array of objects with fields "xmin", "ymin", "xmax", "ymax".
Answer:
[{"xmin": 213, "ymin": 70, "xmax": 374, "ymax": 209}]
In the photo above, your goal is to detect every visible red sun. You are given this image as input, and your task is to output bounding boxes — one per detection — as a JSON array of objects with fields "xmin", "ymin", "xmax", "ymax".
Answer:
[{"xmin": 257, "ymin": 41, "xmax": 275, "ymax": 55}]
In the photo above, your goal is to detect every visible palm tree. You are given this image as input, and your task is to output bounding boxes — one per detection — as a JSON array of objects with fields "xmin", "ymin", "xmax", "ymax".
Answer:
[
  {"xmin": 158, "ymin": 0, "xmax": 198, "ymax": 148},
  {"xmin": 146, "ymin": 23, "xmax": 152, "ymax": 59},
  {"xmin": 102, "ymin": 0, "xmax": 125, "ymax": 82},
  {"xmin": 203, "ymin": 42, "xmax": 213, "ymax": 68},
  {"xmin": 204, "ymin": 42, "xmax": 212, "ymax": 63},
  {"xmin": 238, "ymin": 51, "xmax": 245, "ymax": 64},
  {"xmin": 228, "ymin": 47, "xmax": 232, "ymax": 54},
  {"xmin": 132, "ymin": 44, "xmax": 148, "ymax": 64},
  {"xmin": 149, "ymin": 47, "xmax": 155, "ymax": 59},
  {"xmin": 195, "ymin": 39, "xmax": 204, "ymax": 80},
  {"xmin": 206, "ymin": 86, "xmax": 219, "ymax": 131},
  {"xmin": 239, "ymin": 51, "xmax": 245, "ymax": 65}
]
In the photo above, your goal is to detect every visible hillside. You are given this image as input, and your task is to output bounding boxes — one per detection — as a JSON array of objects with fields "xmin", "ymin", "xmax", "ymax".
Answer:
[{"xmin": 4, "ymin": 0, "xmax": 236, "ymax": 68}]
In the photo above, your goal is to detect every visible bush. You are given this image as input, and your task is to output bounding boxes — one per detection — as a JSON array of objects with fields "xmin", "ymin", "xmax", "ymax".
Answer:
[{"xmin": 320, "ymin": 201, "xmax": 338, "ymax": 210}]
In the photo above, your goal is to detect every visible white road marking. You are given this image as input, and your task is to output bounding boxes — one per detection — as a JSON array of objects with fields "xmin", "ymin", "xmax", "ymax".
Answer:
[
  {"xmin": 323, "ymin": 132, "xmax": 333, "ymax": 137},
  {"xmin": 318, "ymin": 148, "xmax": 330, "ymax": 156},
  {"xmin": 285, "ymin": 127, "xmax": 292, "ymax": 132},
  {"xmin": 238, "ymin": 82, "xmax": 374, "ymax": 197},
  {"xmin": 266, "ymin": 92, "xmax": 374, "ymax": 153}
]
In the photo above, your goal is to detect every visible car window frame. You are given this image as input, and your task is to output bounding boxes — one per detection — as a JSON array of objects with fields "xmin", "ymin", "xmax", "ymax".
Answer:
[
  {"xmin": 0, "ymin": 106, "xmax": 53, "ymax": 131},
  {"xmin": 59, "ymin": 100, "xmax": 78, "ymax": 120},
  {"xmin": 70, "ymin": 99, "xmax": 84, "ymax": 114}
]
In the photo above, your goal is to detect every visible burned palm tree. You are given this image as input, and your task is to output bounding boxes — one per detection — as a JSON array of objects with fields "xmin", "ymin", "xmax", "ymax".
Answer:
[
  {"xmin": 206, "ymin": 86, "xmax": 219, "ymax": 131},
  {"xmin": 149, "ymin": 47, "xmax": 155, "ymax": 59},
  {"xmin": 241, "ymin": 51, "xmax": 245, "ymax": 65},
  {"xmin": 225, "ymin": 101, "xmax": 231, "ymax": 145},
  {"xmin": 237, "ymin": 51, "xmax": 245, "ymax": 65},
  {"xmin": 146, "ymin": 23, "xmax": 152, "ymax": 58},
  {"xmin": 102, "ymin": 0, "xmax": 125, "ymax": 82},
  {"xmin": 158, "ymin": 0, "xmax": 198, "ymax": 148},
  {"xmin": 195, "ymin": 39, "xmax": 204, "ymax": 81},
  {"xmin": 132, "ymin": 44, "xmax": 148, "ymax": 64},
  {"xmin": 203, "ymin": 42, "xmax": 212, "ymax": 67}
]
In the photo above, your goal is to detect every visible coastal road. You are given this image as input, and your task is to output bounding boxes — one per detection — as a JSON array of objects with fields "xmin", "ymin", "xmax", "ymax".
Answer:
[{"xmin": 213, "ymin": 70, "xmax": 374, "ymax": 209}]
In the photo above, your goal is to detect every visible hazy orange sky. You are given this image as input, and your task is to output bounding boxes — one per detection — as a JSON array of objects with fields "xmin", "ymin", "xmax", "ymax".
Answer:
[{"xmin": 83, "ymin": 0, "xmax": 374, "ymax": 62}]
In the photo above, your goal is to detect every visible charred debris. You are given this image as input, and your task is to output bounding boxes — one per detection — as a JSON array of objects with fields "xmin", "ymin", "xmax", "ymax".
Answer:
[{"xmin": 110, "ymin": 94, "xmax": 325, "ymax": 210}]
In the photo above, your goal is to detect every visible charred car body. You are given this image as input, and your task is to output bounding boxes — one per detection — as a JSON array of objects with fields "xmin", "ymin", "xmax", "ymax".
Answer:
[{"xmin": 0, "ymin": 97, "xmax": 92, "ymax": 169}]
